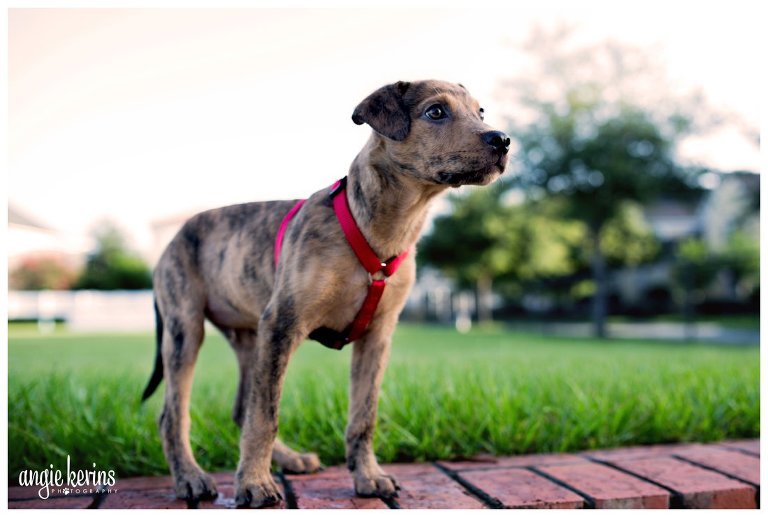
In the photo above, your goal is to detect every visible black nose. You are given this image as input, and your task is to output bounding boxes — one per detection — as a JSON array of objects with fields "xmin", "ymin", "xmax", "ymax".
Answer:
[{"xmin": 481, "ymin": 131, "xmax": 511, "ymax": 154}]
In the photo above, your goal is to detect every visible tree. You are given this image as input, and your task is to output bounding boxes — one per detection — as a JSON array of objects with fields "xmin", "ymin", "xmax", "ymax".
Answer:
[
  {"xmin": 75, "ymin": 222, "xmax": 153, "ymax": 290},
  {"xmin": 504, "ymin": 27, "xmax": 705, "ymax": 337},
  {"xmin": 600, "ymin": 202, "xmax": 660, "ymax": 268},
  {"xmin": 419, "ymin": 185, "xmax": 664, "ymax": 323},
  {"xmin": 419, "ymin": 188, "xmax": 509, "ymax": 323},
  {"xmin": 419, "ymin": 189, "xmax": 585, "ymax": 322},
  {"xmin": 721, "ymin": 229, "xmax": 759, "ymax": 300}
]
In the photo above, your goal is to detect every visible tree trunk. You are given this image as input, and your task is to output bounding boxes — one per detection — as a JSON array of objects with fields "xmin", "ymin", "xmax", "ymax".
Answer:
[
  {"xmin": 590, "ymin": 226, "xmax": 608, "ymax": 338},
  {"xmin": 682, "ymin": 266, "xmax": 696, "ymax": 342},
  {"xmin": 476, "ymin": 274, "xmax": 493, "ymax": 324}
]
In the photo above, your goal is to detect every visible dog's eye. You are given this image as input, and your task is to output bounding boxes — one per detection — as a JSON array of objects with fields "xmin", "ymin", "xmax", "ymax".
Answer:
[
  {"xmin": 424, "ymin": 104, "xmax": 447, "ymax": 121},
  {"xmin": 479, "ymin": 108, "xmax": 485, "ymax": 121}
]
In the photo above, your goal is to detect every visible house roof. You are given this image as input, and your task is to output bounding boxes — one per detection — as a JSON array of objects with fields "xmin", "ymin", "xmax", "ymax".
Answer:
[{"xmin": 8, "ymin": 203, "xmax": 53, "ymax": 231}]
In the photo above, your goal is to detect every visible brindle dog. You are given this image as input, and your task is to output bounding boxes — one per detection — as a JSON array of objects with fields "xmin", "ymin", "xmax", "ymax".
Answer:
[{"xmin": 142, "ymin": 79, "xmax": 510, "ymax": 508}]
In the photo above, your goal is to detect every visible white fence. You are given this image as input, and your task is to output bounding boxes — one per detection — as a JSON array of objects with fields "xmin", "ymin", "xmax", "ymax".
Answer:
[
  {"xmin": 9, "ymin": 282, "xmax": 469, "ymax": 333},
  {"xmin": 8, "ymin": 290, "xmax": 155, "ymax": 332}
]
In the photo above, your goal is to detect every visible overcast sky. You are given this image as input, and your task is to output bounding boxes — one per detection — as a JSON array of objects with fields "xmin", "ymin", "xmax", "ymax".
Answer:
[{"xmin": 8, "ymin": 4, "xmax": 762, "ymax": 255}]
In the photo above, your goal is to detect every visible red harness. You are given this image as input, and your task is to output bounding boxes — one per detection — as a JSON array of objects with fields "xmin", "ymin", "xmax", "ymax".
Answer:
[{"xmin": 274, "ymin": 177, "xmax": 410, "ymax": 350}]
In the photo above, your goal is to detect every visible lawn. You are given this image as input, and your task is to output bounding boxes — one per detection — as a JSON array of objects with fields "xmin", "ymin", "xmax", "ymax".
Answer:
[{"xmin": 8, "ymin": 323, "xmax": 759, "ymax": 480}]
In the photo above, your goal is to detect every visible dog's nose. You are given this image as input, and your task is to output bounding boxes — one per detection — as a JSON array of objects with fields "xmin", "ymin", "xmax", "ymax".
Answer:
[{"xmin": 481, "ymin": 131, "xmax": 511, "ymax": 154}]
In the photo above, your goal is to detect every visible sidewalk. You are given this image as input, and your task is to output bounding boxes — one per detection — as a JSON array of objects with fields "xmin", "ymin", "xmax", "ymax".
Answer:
[
  {"xmin": 515, "ymin": 322, "xmax": 759, "ymax": 345},
  {"xmin": 8, "ymin": 439, "xmax": 759, "ymax": 509}
]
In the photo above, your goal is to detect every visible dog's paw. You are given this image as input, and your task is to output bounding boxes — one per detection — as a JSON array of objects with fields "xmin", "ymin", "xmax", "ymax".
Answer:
[
  {"xmin": 235, "ymin": 476, "xmax": 283, "ymax": 508},
  {"xmin": 281, "ymin": 452, "xmax": 323, "ymax": 474},
  {"xmin": 354, "ymin": 471, "xmax": 400, "ymax": 499},
  {"xmin": 173, "ymin": 469, "xmax": 218, "ymax": 501}
]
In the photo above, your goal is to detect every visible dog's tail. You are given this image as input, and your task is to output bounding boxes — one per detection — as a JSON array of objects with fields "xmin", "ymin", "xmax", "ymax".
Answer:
[{"xmin": 141, "ymin": 299, "xmax": 164, "ymax": 402}]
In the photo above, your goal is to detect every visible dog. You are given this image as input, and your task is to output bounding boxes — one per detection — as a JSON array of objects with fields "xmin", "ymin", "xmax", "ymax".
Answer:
[{"xmin": 141, "ymin": 79, "xmax": 510, "ymax": 508}]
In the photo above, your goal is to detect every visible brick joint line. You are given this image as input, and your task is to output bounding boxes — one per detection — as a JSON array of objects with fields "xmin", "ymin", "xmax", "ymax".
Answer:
[
  {"xmin": 526, "ymin": 466, "xmax": 595, "ymax": 509},
  {"xmin": 439, "ymin": 458, "xmax": 582, "ymax": 473},
  {"xmin": 671, "ymin": 453, "xmax": 759, "ymax": 489},
  {"xmin": 584, "ymin": 456, "xmax": 683, "ymax": 509},
  {"xmin": 671, "ymin": 454, "xmax": 761, "ymax": 508},
  {"xmin": 432, "ymin": 461, "xmax": 504, "ymax": 508},
  {"xmin": 716, "ymin": 444, "xmax": 760, "ymax": 458}
]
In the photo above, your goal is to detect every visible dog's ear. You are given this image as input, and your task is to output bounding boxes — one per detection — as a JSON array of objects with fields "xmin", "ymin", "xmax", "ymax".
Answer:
[{"xmin": 352, "ymin": 81, "xmax": 411, "ymax": 141}]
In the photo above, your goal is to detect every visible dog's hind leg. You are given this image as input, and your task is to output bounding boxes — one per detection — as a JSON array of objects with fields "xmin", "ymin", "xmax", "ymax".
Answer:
[
  {"xmin": 157, "ymin": 303, "xmax": 218, "ymax": 502},
  {"xmin": 229, "ymin": 328, "xmax": 258, "ymax": 428},
  {"xmin": 228, "ymin": 328, "xmax": 321, "ymax": 475},
  {"xmin": 272, "ymin": 438, "xmax": 322, "ymax": 474}
]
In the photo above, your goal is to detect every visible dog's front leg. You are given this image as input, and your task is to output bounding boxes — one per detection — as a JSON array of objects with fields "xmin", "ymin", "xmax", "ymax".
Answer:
[
  {"xmin": 346, "ymin": 322, "xmax": 400, "ymax": 498},
  {"xmin": 234, "ymin": 301, "xmax": 301, "ymax": 508}
]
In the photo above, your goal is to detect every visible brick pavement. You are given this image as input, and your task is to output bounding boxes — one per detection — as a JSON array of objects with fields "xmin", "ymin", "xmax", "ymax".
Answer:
[{"xmin": 8, "ymin": 439, "xmax": 759, "ymax": 509}]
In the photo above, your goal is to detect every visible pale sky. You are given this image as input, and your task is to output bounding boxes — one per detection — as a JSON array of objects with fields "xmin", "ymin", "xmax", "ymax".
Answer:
[{"xmin": 8, "ymin": 4, "xmax": 762, "ymax": 256}]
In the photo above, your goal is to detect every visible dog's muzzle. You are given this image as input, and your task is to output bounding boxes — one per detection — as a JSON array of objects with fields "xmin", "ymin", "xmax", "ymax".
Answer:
[{"xmin": 481, "ymin": 130, "xmax": 511, "ymax": 155}]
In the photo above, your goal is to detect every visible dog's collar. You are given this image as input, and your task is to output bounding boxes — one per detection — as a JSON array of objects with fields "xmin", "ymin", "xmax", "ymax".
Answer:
[{"xmin": 274, "ymin": 176, "xmax": 411, "ymax": 350}]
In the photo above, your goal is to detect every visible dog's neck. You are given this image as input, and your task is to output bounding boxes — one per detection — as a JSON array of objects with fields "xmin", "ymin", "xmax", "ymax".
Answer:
[{"xmin": 346, "ymin": 137, "xmax": 446, "ymax": 260}]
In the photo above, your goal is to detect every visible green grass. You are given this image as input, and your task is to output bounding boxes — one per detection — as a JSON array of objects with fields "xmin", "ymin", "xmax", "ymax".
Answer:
[{"xmin": 8, "ymin": 324, "xmax": 759, "ymax": 480}]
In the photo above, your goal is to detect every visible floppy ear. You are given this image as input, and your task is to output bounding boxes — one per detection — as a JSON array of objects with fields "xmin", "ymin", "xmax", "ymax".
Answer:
[{"xmin": 351, "ymin": 81, "xmax": 411, "ymax": 141}]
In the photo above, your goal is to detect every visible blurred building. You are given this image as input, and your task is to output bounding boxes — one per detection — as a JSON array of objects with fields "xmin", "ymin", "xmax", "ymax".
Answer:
[
  {"xmin": 8, "ymin": 203, "xmax": 86, "ymax": 272},
  {"xmin": 149, "ymin": 211, "xmax": 196, "ymax": 266},
  {"xmin": 612, "ymin": 170, "xmax": 759, "ymax": 313}
]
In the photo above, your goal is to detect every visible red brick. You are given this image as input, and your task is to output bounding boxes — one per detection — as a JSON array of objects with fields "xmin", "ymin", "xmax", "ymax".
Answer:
[
  {"xmin": 7, "ymin": 482, "xmax": 102, "ymax": 500},
  {"xmin": 611, "ymin": 457, "xmax": 756, "ymax": 509},
  {"xmin": 720, "ymin": 439, "xmax": 760, "ymax": 456},
  {"xmin": 107, "ymin": 470, "xmax": 231, "ymax": 492},
  {"xmin": 8, "ymin": 495, "xmax": 94, "ymax": 509},
  {"xmin": 197, "ymin": 484, "xmax": 274, "ymax": 510},
  {"xmin": 586, "ymin": 442, "xmax": 706, "ymax": 461},
  {"xmin": 538, "ymin": 462, "xmax": 669, "ymax": 509},
  {"xmin": 99, "ymin": 487, "xmax": 190, "ymax": 509},
  {"xmin": 110, "ymin": 474, "xmax": 173, "ymax": 492},
  {"xmin": 380, "ymin": 463, "xmax": 484, "ymax": 509},
  {"xmin": 440, "ymin": 452, "xmax": 586, "ymax": 471},
  {"xmin": 676, "ymin": 447, "xmax": 760, "ymax": 486},
  {"xmin": 101, "ymin": 475, "xmax": 283, "ymax": 509},
  {"xmin": 461, "ymin": 468, "xmax": 584, "ymax": 508},
  {"xmin": 380, "ymin": 462, "xmax": 443, "ymax": 478},
  {"xmin": 294, "ymin": 465, "xmax": 350, "ymax": 479},
  {"xmin": 287, "ymin": 467, "xmax": 387, "ymax": 509}
]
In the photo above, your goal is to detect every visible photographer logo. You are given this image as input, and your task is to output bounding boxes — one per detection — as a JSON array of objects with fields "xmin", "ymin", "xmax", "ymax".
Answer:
[{"xmin": 18, "ymin": 455, "xmax": 118, "ymax": 500}]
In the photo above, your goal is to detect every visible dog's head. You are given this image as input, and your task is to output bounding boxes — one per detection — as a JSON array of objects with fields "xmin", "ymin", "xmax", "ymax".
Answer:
[{"xmin": 352, "ymin": 80, "xmax": 510, "ymax": 187}]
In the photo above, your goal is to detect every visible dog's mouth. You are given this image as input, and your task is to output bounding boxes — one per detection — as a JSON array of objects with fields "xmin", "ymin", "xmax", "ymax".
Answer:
[{"xmin": 437, "ymin": 157, "xmax": 506, "ymax": 187}]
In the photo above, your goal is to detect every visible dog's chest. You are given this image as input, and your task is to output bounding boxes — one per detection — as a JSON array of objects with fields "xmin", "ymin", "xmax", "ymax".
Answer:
[{"xmin": 304, "ymin": 258, "xmax": 415, "ymax": 332}]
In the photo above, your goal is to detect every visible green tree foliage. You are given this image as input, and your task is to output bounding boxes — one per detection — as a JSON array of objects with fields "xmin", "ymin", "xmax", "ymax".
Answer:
[
  {"xmin": 671, "ymin": 237, "xmax": 721, "ymax": 327},
  {"xmin": 75, "ymin": 222, "xmax": 152, "ymax": 290},
  {"xmin": 601, "ymin": 202, "xmax": 660, "ymax": 267},
  {"xmin": 420, "ymin": 189, "xmax": 661, "ymax": 317},
  {"xmin": 673, "ymin": 238, "xmax": 721, "ymax": 294},
  {"xmin": 504, "ymin": 28, "xmax": 705, "ymax": 336},
  {"xmin": 721, "ymin": 229, "xmax": 760, "ymax": 298},
  {"xmin": 428, "ymin": 191, "xmax": 589, "ymax": 284},
  {"xmin": 672, "ymin": 226, "xmax": 759, "ymax": 325}
]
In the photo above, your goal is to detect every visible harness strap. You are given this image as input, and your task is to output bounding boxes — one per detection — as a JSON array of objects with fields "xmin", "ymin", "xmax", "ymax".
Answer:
[
  {"xmin": 274, "ymin": 199, "xmax": 306, "ymax": 267},
  {"xmin": 273, "ymin": 177, "xmax": 410, "ymax": 349}
]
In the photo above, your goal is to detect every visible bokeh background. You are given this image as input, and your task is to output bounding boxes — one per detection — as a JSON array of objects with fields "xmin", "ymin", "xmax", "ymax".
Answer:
[
  {"xmin": 8, "ymin": 6, "xmax": 760, "ymax": 338},
  {"xmin": 6, "ymin": 5, "xmax": 761, "ymax": 481}
]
